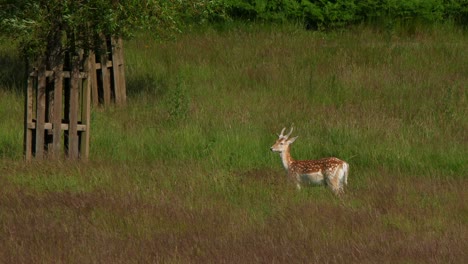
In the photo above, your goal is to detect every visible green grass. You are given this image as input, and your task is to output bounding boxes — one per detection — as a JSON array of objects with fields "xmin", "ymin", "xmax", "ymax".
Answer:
[{"xmin": 0, "ymin": 23, "xmax": 467, "ymax": 263}]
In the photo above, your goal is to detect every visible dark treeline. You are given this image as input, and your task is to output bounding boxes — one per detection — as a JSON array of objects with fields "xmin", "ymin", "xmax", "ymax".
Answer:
[{"xmin": 204, "ymin": 0, "xmax": 468, "ymax": 29}]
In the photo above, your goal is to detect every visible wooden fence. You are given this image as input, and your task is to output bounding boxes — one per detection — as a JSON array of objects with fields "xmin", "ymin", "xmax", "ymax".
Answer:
[
  {"xmin": 90, "ymin": 37, "xmax": 126, "ymax": 106},
  {"xmin": 24, "ymin": 37, "xmax": 126, "ymax": 160},
  {"xmin": 24, "ymin": 57, "xmax": 91, "ymax": 160}
]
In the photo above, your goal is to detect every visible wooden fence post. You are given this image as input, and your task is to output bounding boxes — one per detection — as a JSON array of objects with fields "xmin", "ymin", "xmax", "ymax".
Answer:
[
  {"xmin": 111, "ymin": 37, "xmax": 126, "ymax": 105},
  {"xmin": 35, "ymin": 65, "xmax": 47, "ymax": 159},
  {"xmin": 80, "ymin": 55, "xmax": 92, "ymax": 160},
  {"xmin": 52, "ymin": 63, "xmax": 64, "ymax": 158},
  {"xmin": 68, "ymin": 57, "xmax": 80, "ymax": 159},
  {"xmin": 23, "ymin": 68, "xmax": 34, "ymax": 161},
  {"xmin": 89, "ymin": 52, "xmax": 99, "ymax": 108}
]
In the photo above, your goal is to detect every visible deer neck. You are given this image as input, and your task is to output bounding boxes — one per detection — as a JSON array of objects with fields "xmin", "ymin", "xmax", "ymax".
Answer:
[{"xmin": 280, "ymin": 145, "xmax": 294, "ymax": 170}]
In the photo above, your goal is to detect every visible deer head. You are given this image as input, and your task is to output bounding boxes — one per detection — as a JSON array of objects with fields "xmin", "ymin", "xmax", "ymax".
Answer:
[{"xmin": 270, "ymin": 127, "xmax": 298, "ymax": 153}]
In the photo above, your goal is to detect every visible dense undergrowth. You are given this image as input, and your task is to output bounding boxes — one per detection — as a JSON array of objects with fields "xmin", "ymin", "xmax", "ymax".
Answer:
[{"xmin": 224, "ymin": 0, "xmax": 468, "ymax": 30}]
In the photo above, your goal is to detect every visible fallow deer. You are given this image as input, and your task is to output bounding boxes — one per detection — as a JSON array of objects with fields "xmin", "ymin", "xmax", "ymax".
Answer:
[{"xmin": 270, "ymin": 127, "xmax": 349, "ymax": 195}]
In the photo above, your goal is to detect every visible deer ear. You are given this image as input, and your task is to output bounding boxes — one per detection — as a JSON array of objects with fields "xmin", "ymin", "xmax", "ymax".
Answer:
[{"xmin": 288, "ymin": 136, "xmax": 298, "ymax": 144}]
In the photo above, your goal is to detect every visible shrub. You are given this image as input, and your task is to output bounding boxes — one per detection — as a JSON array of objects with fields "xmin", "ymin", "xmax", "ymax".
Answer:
[{"xmin": 222, "ymin": 0, "xmax": 468, "ymax": 29}]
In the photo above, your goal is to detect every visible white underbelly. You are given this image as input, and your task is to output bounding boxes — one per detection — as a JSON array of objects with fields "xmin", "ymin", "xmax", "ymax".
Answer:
[{"xmin": 299, "ymin": 172, "xmax": 325, "ymax": 185}]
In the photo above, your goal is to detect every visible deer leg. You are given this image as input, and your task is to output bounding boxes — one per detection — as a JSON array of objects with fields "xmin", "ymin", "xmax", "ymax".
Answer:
[
  {"xmin": 289, "ymin": 172, "xmax": 302, "ymax": 190},
  {"xmin": 327, "ymin": 174, "xmax": 341, "ymax": 195},
  {"xmin": 295, "ymin": 175, "xmax": 302, "ymax": 190}
]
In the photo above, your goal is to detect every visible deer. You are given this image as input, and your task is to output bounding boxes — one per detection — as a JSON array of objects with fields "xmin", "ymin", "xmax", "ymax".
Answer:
[{"xmin": 270, "ymin": 127, "xmax": 349, "ymax": 195}]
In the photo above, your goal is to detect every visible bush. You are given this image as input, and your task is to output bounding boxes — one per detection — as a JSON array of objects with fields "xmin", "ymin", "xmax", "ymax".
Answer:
[
  {"xmin": 221, "ymin": 0, "xmax": 468, "ymax": 29},
  {"xmin": 302, "ymin": 0, "xmax": 360, "ymax": 30},
  {"xmin": 224, "ymin": 0, "xmax": 301, "ymax": 21}
]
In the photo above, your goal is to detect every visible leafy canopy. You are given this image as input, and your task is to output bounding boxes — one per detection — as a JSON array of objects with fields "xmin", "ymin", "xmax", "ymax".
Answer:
[{"xmin": 0, "ymin": 0, "xmax": 224, "ymax": 59}]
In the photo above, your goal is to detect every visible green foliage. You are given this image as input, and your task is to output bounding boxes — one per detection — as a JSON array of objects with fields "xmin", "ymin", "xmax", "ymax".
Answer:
[
  {"xmin": 222, "ymin": 0, "xmax": 468, "ymax": 29},
  {"xmin": 0, "ymin": 37, "xmax": 23, "ymax": 92},
  {"xmin": 0, "ymin": 0, "xmax": 226, "ymax": 60},
  {"xmin": 302, "ymin": 0, "xmax": 360, "ymax": 29},
  {"xmin": 224, "ymin": 0, "xmax": 301, "ymax": 21},
  {"xmin": 1, "ymin": 0, "xmax": 466, "ymax": 63},
  {"xmin": 0, "ymin": 0, "xmax": 122, "ymax": 58},
  {"xmin": 175, "ymin": 0, "xmax": 230, "ymax": 24}
]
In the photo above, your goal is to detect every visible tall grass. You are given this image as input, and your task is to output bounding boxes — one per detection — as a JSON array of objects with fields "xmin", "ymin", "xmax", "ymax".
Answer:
[{"xmin": 0, "ymin": 23, "xmax": 467, "ymax": 262}]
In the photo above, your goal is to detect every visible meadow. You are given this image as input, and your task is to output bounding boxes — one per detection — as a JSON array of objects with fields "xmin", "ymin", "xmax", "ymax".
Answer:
[{"xmin": 0, "ymin": 23, "xmax": 467, "ymax": 263}]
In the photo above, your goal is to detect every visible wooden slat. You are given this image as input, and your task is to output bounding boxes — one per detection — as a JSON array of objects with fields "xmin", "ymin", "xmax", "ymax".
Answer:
[
  {"xmin": 52, "ymin": 64, "xmax": 64, "ymax": 158},
  {"xmin": 89, "ymin": 52, "xmax": 99, "ymax": 107},
  {"xmin": 35, "ymin": 66, "xmax": 47, "ymax": 159},
  {"xmin": 80, "ymin": 56, "xmax": 92, "ymax": 160},
  {"xmin": 30, "ymin": 70, "xmax": 87, "ymax": 78},
  {"xmin": 94, "ymin": 61, "xmax": 113, "ymax": 70},
  {"xmin": 68, "ymin": 60, "xmax": 79, "ymax": 159},
  {"xmin": 63, "ymin": 71, "xmax": 88, "ymax": 79},
  {"xmin": 111, "ymin": 38, "xmax": 122, "ymax": 105},
  {"xmin": 117, "ymin": 37, "xmax": 127, "ymax": 105},
  {"xmin": 29, "ymin": 70, "xmax": 54, "ymax": 77},
  {"xmin": 63, "ymin": 65, "xmax": 70, "ymax": 157},
  {"xmin": 24, "ymin": 73, "xmax": 34, "ymax": 161},
  {"xmin": 101, "ymin": 52, "xmax": 111, "ymax": 104},
  {"xmin": 27, "ymin": 122, "xmax": 86, "ymax": 131},
  {"xmin": 45, "ymin": 70, "xmax": 54, "ymax": 152}
]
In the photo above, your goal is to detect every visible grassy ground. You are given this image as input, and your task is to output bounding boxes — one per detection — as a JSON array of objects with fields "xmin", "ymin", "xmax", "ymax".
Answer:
[{"xmin": 0, "ymin": 23, "xmax": 467, "ymax": 263}]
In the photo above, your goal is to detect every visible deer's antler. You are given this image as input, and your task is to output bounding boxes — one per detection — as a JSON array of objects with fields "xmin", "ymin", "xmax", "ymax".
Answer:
[
  {"xmin": 285, "ymin": 127, "xmax": 294, "ymax": 138},
  {"xmin": 278, "ymin": 127, "xmax": 286, "ymax": 138}
]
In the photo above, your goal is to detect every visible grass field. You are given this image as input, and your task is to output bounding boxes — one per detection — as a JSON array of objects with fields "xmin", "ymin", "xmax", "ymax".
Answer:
[{"xmin": 0, "ymin": 23, "xmax": 467, "ymax": 263}]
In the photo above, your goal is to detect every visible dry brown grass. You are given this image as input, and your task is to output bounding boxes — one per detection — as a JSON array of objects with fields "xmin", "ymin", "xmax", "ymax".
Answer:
[{"xmin": 0, "ymin": 161, "xmax": 466, "ymax": 263}]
